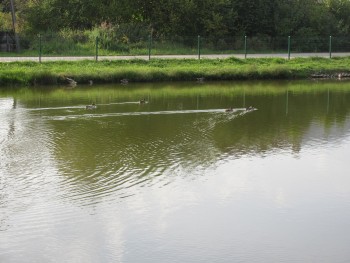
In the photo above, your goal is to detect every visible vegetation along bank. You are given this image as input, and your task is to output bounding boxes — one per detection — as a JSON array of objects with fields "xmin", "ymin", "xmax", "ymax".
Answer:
[{"xmin": 1, "ymin": 57, "xmax": 350, "ymax": 87}]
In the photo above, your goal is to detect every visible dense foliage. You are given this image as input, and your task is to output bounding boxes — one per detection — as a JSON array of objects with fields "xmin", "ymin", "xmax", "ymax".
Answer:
[{"xmin": 1, "ymin": 0, "xmax": 350, "ymax": 38}]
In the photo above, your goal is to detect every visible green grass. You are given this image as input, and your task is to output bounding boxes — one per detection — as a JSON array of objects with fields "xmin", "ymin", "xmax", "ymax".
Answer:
[{"xmin": 1, "ymin": 56, "xmax": 350, "ymax": 87}]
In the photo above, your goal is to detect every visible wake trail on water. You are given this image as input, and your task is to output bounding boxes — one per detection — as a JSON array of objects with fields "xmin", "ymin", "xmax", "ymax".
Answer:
[{"xmin": 45, "ymin": 108, "xmax": 255, "ymax": 121}]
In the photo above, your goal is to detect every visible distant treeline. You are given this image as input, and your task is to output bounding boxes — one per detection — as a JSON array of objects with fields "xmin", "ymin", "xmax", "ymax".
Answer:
[{"xmin": 1, "ymin": 0, "xmax": 350, "ymax": 39}]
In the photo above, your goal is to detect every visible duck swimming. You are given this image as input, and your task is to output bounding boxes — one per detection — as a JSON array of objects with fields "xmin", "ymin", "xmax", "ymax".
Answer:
[
  {"xmin": 86, "ymin": 103, "xmax": 97, "ymax": 110},
  {"xmin": 121, "ymin": 79, "xmax": 129, "ymax": 85},
  {"xmin": 196, "ymin": 77, "xmax": 205, "ymax": 83},
  {"xmin": 225, "ymin": 107, "xmax": 233, "ymax": 112},
  {"xmin": 66, "ymin": 77, "xmax": 77, "ymax": 87},
  {"xmin": 139, "ymin": 98, "xmax": 147, "ymax": 104}
]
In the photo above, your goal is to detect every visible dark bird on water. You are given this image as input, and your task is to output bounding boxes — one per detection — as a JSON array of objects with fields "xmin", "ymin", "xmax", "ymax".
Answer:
[
  {"xmin": 86, "ymin": 103, "xmax": 97, "ymax": 110},
  {"xmin": 139, "ymin": 98, "xmax": 147, "ymax": 104},
  {"xmin": 196, "ymin": 77, "xmax": 205, "ymax": 83},
  {"xmin": 121, "ymin": 79, "xmax": 129, "ymax": 85},
  {"xmin": 66, "ymin": 77, "xmax": 77, "ymax": 87}
]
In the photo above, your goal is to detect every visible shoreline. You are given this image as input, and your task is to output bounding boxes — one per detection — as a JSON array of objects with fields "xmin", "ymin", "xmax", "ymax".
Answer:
[{"xmin": 1, "ymin": 56, "xmax": 350, "ymax": 87}]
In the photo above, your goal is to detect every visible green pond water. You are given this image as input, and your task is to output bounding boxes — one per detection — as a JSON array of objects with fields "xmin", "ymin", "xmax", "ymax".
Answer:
[{"xmin": 1, "ymin": 80, "xmax": 350, "ymax": 262}]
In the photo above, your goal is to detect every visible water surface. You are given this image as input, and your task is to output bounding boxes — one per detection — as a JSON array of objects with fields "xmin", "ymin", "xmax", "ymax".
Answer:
[{"xmin": 1, "ymin": 81, "xmax": 350, "ymax": 262}]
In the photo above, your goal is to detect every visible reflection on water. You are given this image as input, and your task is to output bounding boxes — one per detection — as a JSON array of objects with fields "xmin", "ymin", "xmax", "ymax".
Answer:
[{"xmin": 1, "ymin": 81, "xmax": 350, "ymax": 262}]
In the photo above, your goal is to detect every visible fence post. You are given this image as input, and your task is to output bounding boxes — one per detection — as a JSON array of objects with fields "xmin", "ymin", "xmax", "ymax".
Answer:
[
  {"xmin": 148, "ymin": 34, "xmax": 152, "ymax": 60},
  {"xmin": 244, "ymin": 35, "xmax": 247, "ymax": 59},
  {"xmin": 95, "ymin": 36, "xmax": 99, "ymax": 61},
  {"xmin": 286, "ymin": 89, "xmax": 289, "ymax": 115},
  {"xmin": 39, "ymin": 34, "xmax": 42, "ymax": 63},
  {"xmin": 329, "ymin": 36, "xmax": 332, "ymax": 59},
  {"xmin": 287, "ymin": 36, "xmax": 291, "ymax": 60},
  {"xmin": 198, "ymin": 35, "xmax": 201, "ymax": 60}
]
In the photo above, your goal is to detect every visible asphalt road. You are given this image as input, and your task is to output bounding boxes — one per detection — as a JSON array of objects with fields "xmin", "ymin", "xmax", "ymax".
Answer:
[{"xmin": 0, "ymin": 52, "xmax": 349, "ymax": 62}]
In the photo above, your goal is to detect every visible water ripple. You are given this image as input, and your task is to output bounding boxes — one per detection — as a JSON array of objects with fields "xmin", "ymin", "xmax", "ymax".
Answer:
[
  {"xmin": 46, "ymin": 108, "xmax": 251, "ymax": 121},
  {"xmin": 1, "ymin": 103, "xmax": 256, "ymax": 208}
]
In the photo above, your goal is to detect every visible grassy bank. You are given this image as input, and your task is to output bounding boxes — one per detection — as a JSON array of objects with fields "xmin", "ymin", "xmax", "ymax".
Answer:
[{"xmin": 1, "ymin": 57, "xmax": 350, "ymax": 86}]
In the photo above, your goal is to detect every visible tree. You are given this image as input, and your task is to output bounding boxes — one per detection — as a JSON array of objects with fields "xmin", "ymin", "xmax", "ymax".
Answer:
[
  {"xmin": 9, "ymin": 0, "xmax": 350, "ymax": 40},
  {"xmin": 325, "ymin": 0, "xmax": 350, "ymax": 34}
]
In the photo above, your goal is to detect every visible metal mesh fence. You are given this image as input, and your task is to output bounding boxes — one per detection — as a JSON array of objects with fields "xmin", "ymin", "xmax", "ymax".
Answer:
[{"xmin": 1, "ymin": 32, "xmax": 350, "ymax": 59}]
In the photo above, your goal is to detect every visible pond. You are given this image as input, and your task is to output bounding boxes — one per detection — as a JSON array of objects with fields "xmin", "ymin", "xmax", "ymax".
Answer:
[{"xmin": 1, "ymin": 80, "xmax": 350, "ymax": 262}]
